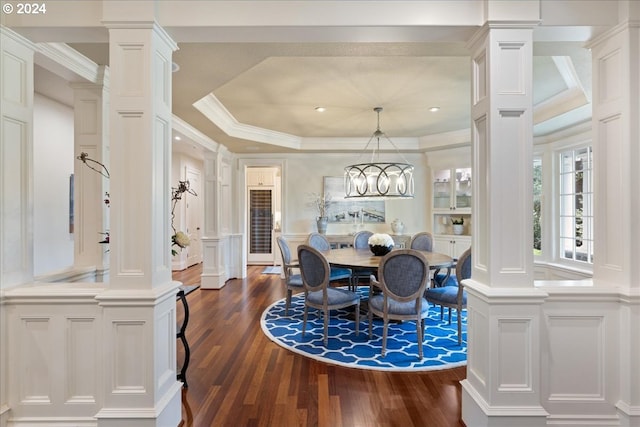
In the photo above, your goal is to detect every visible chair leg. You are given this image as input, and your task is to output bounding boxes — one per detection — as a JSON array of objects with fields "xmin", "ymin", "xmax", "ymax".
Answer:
[
  {"xmin": 447, "ymin": 307, "xmax": 452, "ymax": 325},
  {"xmin": 440, "ymin": 305, "xmax": 444, "ymax": 320},
  {"xmin": 457, "ymin": 309, "xmax": 462, "ymax": 345},
  {"xmin": 323, "ymin": 309, "xmax": 329, "ymax": 346},
  {"xmin": 368, "ymin": 310, "xmax": 373, "ymax": 339},
  {"xmin": 302, "ymin": 305, "xmax": 309, "ymax": 336},
  {"xmin": 381, "ymin": 319, "xmax": 388, "ymax": 357},
  {"xmin": 285, "ymin": 289, "xmax": 292, "ymax": 315},
  {"xmin": 416, "ymin": 319, "xmax": 423, "ymax": 359},
  {"xmin": 355, "ymin": 302, "xmax": 360, "ymax": 336}
]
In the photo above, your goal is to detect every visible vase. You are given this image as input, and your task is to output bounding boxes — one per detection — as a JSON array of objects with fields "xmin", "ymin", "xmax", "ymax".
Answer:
[
  {"xmin": 369, "ymin": 244, "xmax": 393, "ymax": 256},
  {"xmin": 390, "ymin": 218, "xmax": 404, "ymax": 234},
  {"xmin": 316, "ymin": 217, "xmax": 328, "ymax": 234},
  {"xmin": 452, "ymin": 224, "xmax": 464, "ymax": 235}
]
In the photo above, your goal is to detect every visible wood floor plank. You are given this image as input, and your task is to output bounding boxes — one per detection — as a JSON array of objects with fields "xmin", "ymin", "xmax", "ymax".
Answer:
[{"xmin": 174, "ymin": 263, "xmax": 466, "ymax": 427}]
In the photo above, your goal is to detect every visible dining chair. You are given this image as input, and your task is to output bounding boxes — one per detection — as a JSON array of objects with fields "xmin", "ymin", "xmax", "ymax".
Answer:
[
  {"xmin": 351, "ymin": 230, "xmax": 375, "ymax": 289},
  {"xmin": 306, "ymin": 232, "xmax": 353, "ymax": 288},
  {"xmin": 352, "ymin": 230, "xmax": 373, "ymax": 249},
  {"xmin": 409, "ymin": 231, "xmax": 438, "ymax": 285},
  {"xmin": 276, "ymin": 236, "xmax": 304, "ymax": 315},
  {"xmin": 424, "ymin": 247, "xmax": 471, "ymax": 345},
  {"xmin": 297, "ymin": 244, "xmax": 361, "ymax": 346},
  {"xmin": 409, "ymin": 231, "xmax": 434, "ymax": 251},
  {"xmin": 368, "ymin": 249, "xmax": 430, "ymax": 358}
]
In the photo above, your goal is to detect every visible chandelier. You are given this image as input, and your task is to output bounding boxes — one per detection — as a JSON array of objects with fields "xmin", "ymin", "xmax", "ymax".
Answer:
[{"xmin": 344, "ymin": 107, "xmax": 414, "ymax": 199}]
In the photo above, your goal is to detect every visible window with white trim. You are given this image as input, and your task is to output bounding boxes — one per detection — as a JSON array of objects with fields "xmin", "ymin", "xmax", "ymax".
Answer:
[
  {"xmin": 559, "ymin": 146, "xmax": 593, "ymax": 264},
  {"xmin": 533, "ymin": 156, "xmax": 542, "ymax": 256}
]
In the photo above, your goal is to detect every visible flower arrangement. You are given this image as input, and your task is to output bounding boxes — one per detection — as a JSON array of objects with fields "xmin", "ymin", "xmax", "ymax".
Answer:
[
  {"xmin": 308, "ymin": 192, "xmax": 332, "ymax": 219},
  {"xmin": 368, "ymin": 233, "xmax": 394, "ymax": 255},
  {"xmin": 171, "ymin": 180, "xmax": 197, "ymax": 257},
  {"xmin": 171, "ymin": 231, "xmax": 190, "ymax": 256},
  {"xmin": 452, "ymin": 217, "xmax": 464, "ymax": 225},
  {"xmin": 368, "ymin": 233, "xmax": 394, "ymax": 247}
]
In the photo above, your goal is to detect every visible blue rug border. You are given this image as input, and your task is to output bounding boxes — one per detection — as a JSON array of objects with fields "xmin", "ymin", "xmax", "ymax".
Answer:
[{"xmin": 260, "ymin": 293, "xmax": 467, "ymax": 372}]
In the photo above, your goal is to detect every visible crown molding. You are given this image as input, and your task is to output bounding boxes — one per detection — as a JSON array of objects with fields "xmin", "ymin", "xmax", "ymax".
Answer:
[
  {"xmin": 173, "ymin": 115, "xmax": 221, "ymax": 153},
  {"xmin": 193, "ymin": 94, "xmax": 302, "ymax": 150},
  {"xmin": 36, "ymin": 42, "xmax": 106, "ymax": 85}
]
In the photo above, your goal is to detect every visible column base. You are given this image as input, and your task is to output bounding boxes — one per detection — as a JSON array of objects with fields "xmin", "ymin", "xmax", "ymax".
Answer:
[
  {"xmin": 95, "ymin": 381, "xmax": 182, "ymax": 427},
  {"xmin": 200, "ymin": 272, "xmax": 228, "ymax": 289},
  {"xmin": 462, "ymin": 380, "xmax": 548, "ymax": 427}
]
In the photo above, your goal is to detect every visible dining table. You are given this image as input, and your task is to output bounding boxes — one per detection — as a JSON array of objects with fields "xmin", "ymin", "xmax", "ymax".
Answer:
[
  {"xmin": 324, "ymin": 247, "xmax": 455, "ymax": 289},
  {"xmin": 324, "ymin": 247, "xmax": 454, "ymax": 272}
]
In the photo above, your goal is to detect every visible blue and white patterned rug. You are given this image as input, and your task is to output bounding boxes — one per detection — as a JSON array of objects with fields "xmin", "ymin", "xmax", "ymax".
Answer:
[{"xmin": 260, "ymin": 288, "xmax": 467, "ymax": 372}]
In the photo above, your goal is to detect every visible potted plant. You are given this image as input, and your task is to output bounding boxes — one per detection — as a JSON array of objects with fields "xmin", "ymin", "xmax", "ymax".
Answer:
[
  {"xmin": 309, "ymin": 192, "xmax": 332, "ymax": 234},
  {"xmin": 452, "ymin": 217, "xmax": 464, "ymax": 235}
]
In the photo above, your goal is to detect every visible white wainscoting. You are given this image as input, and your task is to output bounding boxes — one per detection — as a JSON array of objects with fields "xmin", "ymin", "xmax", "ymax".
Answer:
[
  {"xmin": 4, "ymin": 283, "xmax": 105, "ymax": 426},
  {"xmin": 540, "ymin": 286, "xmax": 622, "ymax": 426}
]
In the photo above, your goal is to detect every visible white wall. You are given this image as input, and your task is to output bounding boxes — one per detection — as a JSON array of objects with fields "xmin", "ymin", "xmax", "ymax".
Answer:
[{"xmin": 33, "ymin": 93, "xmax": 74, "ymax": 276}]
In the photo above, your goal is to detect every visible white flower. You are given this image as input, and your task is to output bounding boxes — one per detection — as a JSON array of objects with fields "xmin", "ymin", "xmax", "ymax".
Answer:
[
  {"xmin": 368, "ymin": 233, "xmax": 394, "ymax": 247},
  {"xmin": 173, "ymin": 231, "xmax": 190, "ymax": 248}
]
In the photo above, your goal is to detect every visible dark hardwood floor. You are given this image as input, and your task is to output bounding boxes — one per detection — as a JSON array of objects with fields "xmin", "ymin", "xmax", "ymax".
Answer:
[{"xmin": 173, "ymin": 263, "xmax": 467, "ymax": 427}]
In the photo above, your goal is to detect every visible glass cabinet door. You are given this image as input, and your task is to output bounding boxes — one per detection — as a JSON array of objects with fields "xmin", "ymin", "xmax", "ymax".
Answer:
[
  {"xmin": 433, "ymin": 169, "xmax": 451, "ymax": 209},
  {"xmin": 455, "ymin": 168, "xmax": 471, "ymax": 209}
]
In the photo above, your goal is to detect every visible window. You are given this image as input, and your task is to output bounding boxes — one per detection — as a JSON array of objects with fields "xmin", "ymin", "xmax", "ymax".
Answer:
[
  {"xmin": 559, "ymin": 146, "xmax": 593, "ymax": 263},
  {"xmin": 533, "ymin": 157, "xmax": 542, "ymax": 255}
]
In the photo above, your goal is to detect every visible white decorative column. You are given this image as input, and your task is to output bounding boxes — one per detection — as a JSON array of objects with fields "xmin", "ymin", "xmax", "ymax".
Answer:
[
  {"xmin": 461, "ymin": 21, "xmax": 549, "ymax": 426},
  {"xmin": 588, "ymin": 5, "xmax": 640, "ymax": 425},
  {"xmin": 71, "ymin": 71, "xmax": 110, "ymax": 280},
  {"xmin": 0, "ymin": 28, "xmax": 35, "ymax": 289},
  {"xmin": 201, "ymin": 150, "xmax": 229, "ymax": 289},
  {"xmin": 0, "ymin": 26, "xmax": 36, "ymax": 427},
  {"xmin": 93, "ymin": 6, "xmax": 181, "ymax": 426}
]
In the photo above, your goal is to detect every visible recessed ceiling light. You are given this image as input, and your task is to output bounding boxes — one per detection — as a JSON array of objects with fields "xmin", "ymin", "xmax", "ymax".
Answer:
[
  {"xmin": 315, "ymin": 107, "xmax": 326, "ymax": 112},
  {"xmin": 172, "ymin": 62, "xmax": 180, "ymax": 73},
  {"xmin": 429, "ymin": 107, "xmax": 440, "ymax": 112},
  {"xmin": 174, "ymin": 135, "xmax": 181, "ymax": 141}
]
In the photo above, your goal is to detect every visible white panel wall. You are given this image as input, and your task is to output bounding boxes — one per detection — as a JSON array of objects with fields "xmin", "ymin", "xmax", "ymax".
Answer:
[
  {"xmin": 5, "ymin": 285, "xmax": 104, "ymax": 425},
  {"xmin": 540, "ymin": 289, "xmax": 621, "ymax": 425}
]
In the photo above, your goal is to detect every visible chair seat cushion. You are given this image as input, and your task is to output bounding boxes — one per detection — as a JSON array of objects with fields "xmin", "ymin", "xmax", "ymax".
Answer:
[
  {"xmin": 433, "ymin": 273, "xmax": 458, "ymax": 287},
  {"xmin": 329, "ymin": 267, "xmax": 352, "ymax": 280},
  {"xmin": 288, "ymin": 274, "xmax": 303, "ymax": 287},
  {"xmin": 424, "ymin": 286, "xmax": 467, "ymax": 305},
  {"xmin": 368, "ymin": 294, "xmax": 430, "ymax": 316},
  {"xmin": 307, "ymin": 287, "xmax": 359, "ymax": 305}
]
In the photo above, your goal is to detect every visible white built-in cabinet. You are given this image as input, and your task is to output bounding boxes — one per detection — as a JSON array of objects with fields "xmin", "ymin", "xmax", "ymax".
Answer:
[
  {"xmin": 247, "ymin": 168, "xmax": 275, "ymax": 186},
  {"xmin": 432, "ymin": 167, "xmax": 472, "ymax": 259},
  {"xmin": 433, "ymin": 235, "xmax": 472, "ymax": 259}
]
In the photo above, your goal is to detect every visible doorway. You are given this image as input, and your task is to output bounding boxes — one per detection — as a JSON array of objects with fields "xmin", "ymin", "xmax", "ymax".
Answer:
[
  {"xmin": 246, "ymin": 167, "xmax": 280, "ymax": 265},
  {"xmin": 185, "ymin": 166, "xmax": 202, "ymax": 267}
]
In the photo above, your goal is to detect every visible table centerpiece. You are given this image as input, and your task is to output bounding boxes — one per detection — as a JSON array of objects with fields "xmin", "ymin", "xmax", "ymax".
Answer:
[{"xmin": 368, "ymin": 233, "xmax": 394, "ymax": 256}]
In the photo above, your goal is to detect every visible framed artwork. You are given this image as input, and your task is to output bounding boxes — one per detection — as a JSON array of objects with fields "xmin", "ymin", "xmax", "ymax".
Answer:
[{"xmin": 323, "ymin": 176, "xmax": 385, "ymax": 223}]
